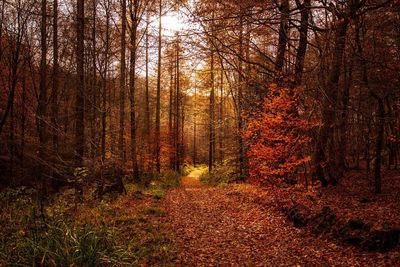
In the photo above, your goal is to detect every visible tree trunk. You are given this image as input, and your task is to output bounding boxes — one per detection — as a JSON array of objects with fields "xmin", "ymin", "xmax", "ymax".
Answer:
[
  {"xmin": 38, "ymin": 0, "xmax": 48, "ymax": 191},
  {"xmin": 238, "ymin": 15, "xmax": 245, "ymax": 178},
  {"xmin": 90, "ymin": 0, "xmax": 97, "ymax": 160},
  {"xmin": 145, "ymin": 11, "xmax": 150, "ymax": 137},
  {"xmin": 313, "ymin": 17, "xmax": 349, "ymax": 186},
  {"xmin": 275, "ymin": 0, "xmax": 289, "ymax": 74},
  {"xmin": 218, "ymin": 67, "xmax": 224, "ymax": 163},
  {"xmin": 52, "ymin": 0, "xmax": 59, "ymax": 155},
  {"xmin": 101, "ymin": 2, "xmax": 111, "ymax": 161},
  {"xmin": 193, "ymin": 73, "xmax": 197, "ymax": 167},
  {"xmin": 169, "ymin": 53, "xmax": 174, "ymax": 169},
  {"xmin": 209, "ymin": 43, "xmax": 215, "ymax": 172},
  {"xmin": 155, "ymin": 0, "xmax": 162, "ymax": 173},
  {"xmin": 119, "ymin": 0, "xmax": 126, "ymax": 161},
  {"xmin": 21, "ymin": 65, "xmax": 27, "ymax": 170},
  {"xmin": 294, "ymin": 0, "xmax": 310, "ymax": 86},
  {"xmin": 75, "ymin": 0, "xmax": 85, "ymax": 166},
  {"xmin": 129, "ymin": 2, "xmax": 139, "ymax": 181},
  {"xmin": 175, "ymin": 35, "xmax": 181, "ymax": 172}
]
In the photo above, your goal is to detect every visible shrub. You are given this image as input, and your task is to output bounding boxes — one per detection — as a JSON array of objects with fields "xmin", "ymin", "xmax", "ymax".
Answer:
[
  {"xmin": 160, "ymin": 170, "xmax": 181, "ymax": 189},
  {"xmin": 182, "ymin": 164, "xmax": 195, "ymax": 176},
  {"xmin": 200, "ymin": 161, "xmax": 239, "ymax": 185}
]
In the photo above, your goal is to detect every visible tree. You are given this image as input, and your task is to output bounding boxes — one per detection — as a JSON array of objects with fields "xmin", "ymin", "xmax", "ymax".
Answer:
[
  {"xmin": 275, "ymin": 0, "xmax": 289, "ymax": 75},
  {"xmin": 37, "ymin": 0, "xmax": 48, "ymax": 191},
  {"xmin": 208, "ymin": 22, "xmax": 215, "ymax": 172},
  {"xmin": 244, "ymin": 85, "xmax": 312, "ymax": 184},
  {"xmin": 119, "ymin": 0, "xmax": 127, "ymax": 161},
  {"xmin": 52, "ymin": 0, "xmax": 59, "ymax": 154},
  {"xmin": 128, "ymin": 0, "xmax": 148, "ymax": 180},
  {"xmin": 155, "ymin": 0, "xmax": 162, "ymax": 173},
  {"xmin": 75, "ymin": 0, "xmax": 85, "ymax": 166}
]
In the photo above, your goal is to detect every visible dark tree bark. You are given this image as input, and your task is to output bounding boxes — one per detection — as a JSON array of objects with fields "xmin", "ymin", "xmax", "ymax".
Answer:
[
  {"xmin": 145, "ymin": 11, "xmax": 150, "ymax": 137},
  {"xmin": 354, "ymin": 13, "xmax": 385, "ymax": 193},
  {"xmin": 129, "ymin": 0, "xmax": 140, "ymax": 181},
  {"xmin": 193, "ymin": 73, "xmax": 197, "ymax": 167},
  {"xmin": 101, "ymin": 1, "xmax": 111, "ymax": 161},
  {"xmin": 168, "ymin": 52, "xmax": 174, "ymax": 169},
  {"xmin": 119, "ymin": 0, "xmax": 127, "ymax": 161},
  {"xmin": 52, "ymin": 0, "xmax": 59, "ymax": 155},
  {"xmin": 218, "ymin": 67, "xmax": 224, "ymax": 163},
  {"xmin": 37, "ymin": 0, "xmax": 48, "ymax": 187},
  {"xmin": 313, "ymin": 14, "xmax": 349, "ymax": 186},
  {"xmin": 155, "ymin": 0, "xmax": 162, "ymax": 173},
  {"xmin": 175, "ymin": 35, "xmax": 181, "ymax": 172},
  {"xmin": 294, "ymin": 0, "xmax": 310, "ymax": 86},
  {"xmin": 237, "ymin": 14, "xmax": 245, "ymax": 178},
  {"xmin": 275, "ymin": 0, "xmax": 289, "ymax": 74},
  {"xmin": 89, "ymin": 0, "xmax": 98, "ymax": 161},
  {"xmin": 75, "ymin": 0, "xmax": 85, "ymax": 165},
  {"xmin": 209, "ymin": 43, "xmax": 215, "ymax": 172},
  {"xmin": 21, "ymin": 62, "xmax": 27, "ymax": 169}
]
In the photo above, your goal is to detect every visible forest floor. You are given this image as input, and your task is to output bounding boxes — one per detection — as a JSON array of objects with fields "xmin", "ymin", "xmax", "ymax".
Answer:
[
  {"xmin": 2, "ymin": 168, "xmax": 399, "ymax": 266},
  {"xmin": 163, "ymin": 169, "xmax": 400, "ymax": 266}
]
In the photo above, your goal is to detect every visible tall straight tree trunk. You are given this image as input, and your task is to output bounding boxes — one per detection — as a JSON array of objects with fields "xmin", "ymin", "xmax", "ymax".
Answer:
[
  {"xmin": 129, "ymin": 3, "xmax": 139, "ymax": 181},
  {"xmin": 294, "ymin": 0, "xmax": 310, "ymax": 86},
  {"xmin": 0, "ymin": 1, "xmax": 4, "ymax": 59},
  {"xmin": 175, "ymin": 35, "xmax": 180, "ymax": 171},
  {"xmin": 218, "ymin": 66, "xmax": 224, "ymax": 163},
  {"xmin": 275, "ymin": 0, "xmax": 289, "ymax": 74},
  {"xmin": 101, "ymin": 3, "xmax": 111, "ymax": 161},
  {"xmin": 168, "ymin": 54, "xmax": 174, "ymax": 169},
  {"xmin": 209, "ymin": 45, "xmax": 215, "ymax": 172},
  {"xmin": 35, "ymin": 0, "xmax": 48, "ymax": 217},
  {"xmin": 38, "ymin": 0, "xmax": 48, "ymax": 191},
  {"xmin": 90, "ymin": 0, "xmax": 97, "ymax": 160},
  {"xmin": 193, "ymin": 74, "xmax": 197, "ymax": 167},
  {"xmin": 313, "ymin": 17, "xmax": 349, "ymax": 186},
  {"xmin": 354, "ymin": 16, "xmax": 384, "ymax": 193},
  {"xmin": 119, "ymin": 0, "xmax": 126, "ymax": 161},
  {"xmin": 237, "ymin": 15, "xmax": 245, "ymax": 178},
  {"xmin": 21, "ymin": 65, "xmax": 27, "ymax": 169},
  {"xmin": 52, "ymin": 0, "xmax": 59, "ymax": 155},
  {"xmin": 9, "ymin": 89, "xmax": 14, "ymax": 184},
  {"xmin": 144, "ymin": 11, "xmax": 150, "ymax": 137},
  {"xmin": 181, "ymin": 95, "xmax": 185, "ymax": 166},
  {"xmin": 75, "ymin": 0, "xmax": 85, "ymax": 165},
  {"xmin": 155, "ymin": 0, "xmax": 162, "ymax": 173}
]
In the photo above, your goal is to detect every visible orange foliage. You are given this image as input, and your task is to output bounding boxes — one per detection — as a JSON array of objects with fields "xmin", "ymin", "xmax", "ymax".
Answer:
[{"xmin": 243, "ymin": 85, "xmax": 312, "ymax": 184}]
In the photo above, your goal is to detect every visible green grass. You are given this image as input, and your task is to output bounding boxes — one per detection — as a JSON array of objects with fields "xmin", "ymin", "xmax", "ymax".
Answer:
[{"xmin": 0, "ymin": 171, "xmax": 181, "ymax": 266}]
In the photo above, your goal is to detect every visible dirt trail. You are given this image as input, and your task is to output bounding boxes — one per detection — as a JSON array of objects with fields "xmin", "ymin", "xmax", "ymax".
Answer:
[
  {"xmin": 180, "ymin": 169, "xmax": 203, "ymax": 188},
  {"xmin": 163, "ymin": 171, "xmax": 390, "ymax": 266}
]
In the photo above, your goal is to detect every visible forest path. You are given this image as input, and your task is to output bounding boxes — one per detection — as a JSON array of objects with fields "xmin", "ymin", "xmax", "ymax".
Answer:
[
  {"xmin": 163, "ymin": 170, "xmax": 378, "ymax": 266},
  {"xmin": 164, "ymin": 171, "xmax": 293, "ymax": 265}
]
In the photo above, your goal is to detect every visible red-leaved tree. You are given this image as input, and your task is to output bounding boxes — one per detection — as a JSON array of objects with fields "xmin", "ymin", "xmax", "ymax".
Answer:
[{"xmin": 244, "ymin": 85, "xmax": 312, "ymax": 184}]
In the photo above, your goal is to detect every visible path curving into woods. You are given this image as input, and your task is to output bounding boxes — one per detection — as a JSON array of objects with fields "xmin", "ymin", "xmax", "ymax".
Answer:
[{"xmin": 162, "ymin": 170, "xmax": 391, "ymax": 266}]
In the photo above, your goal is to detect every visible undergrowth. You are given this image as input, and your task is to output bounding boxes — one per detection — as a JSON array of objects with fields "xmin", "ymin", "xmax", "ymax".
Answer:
[
  {"xmin": 0, "ymin": 173, "xmax": 180, "ymax": 266},
  {"xmin": 200, "ymin": 161, "xmax": 240, "ymax": 185}
]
